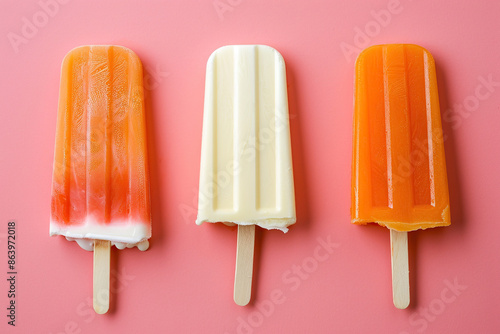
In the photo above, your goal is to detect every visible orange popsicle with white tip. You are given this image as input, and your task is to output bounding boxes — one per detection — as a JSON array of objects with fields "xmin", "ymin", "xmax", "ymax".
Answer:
[
  {"xmin": 352, "ymin": 44, "xmax": 450, "ymax": 308},
  {"xmin": 50, "ymin": 45, "xmax": 151, "ymax": 314}
]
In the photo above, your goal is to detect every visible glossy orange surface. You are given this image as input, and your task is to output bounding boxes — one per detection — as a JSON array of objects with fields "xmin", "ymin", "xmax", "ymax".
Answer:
[
  {"xmin": 351, "ymin": 44, "xmax": 450, "ymax": 231},
  {"xmin": 51, "ymin": 46, "xmax": 150, "ymax": 225}
]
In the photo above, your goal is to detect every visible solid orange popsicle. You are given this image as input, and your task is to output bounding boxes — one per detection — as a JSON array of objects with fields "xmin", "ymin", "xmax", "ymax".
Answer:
[
  {"xmin": 352, "ymin": 44, "xmax": 450, "ymax": 232},
  {"xmin": 50, "ymin": 45, "xmax": 151, "ymax": 251}
]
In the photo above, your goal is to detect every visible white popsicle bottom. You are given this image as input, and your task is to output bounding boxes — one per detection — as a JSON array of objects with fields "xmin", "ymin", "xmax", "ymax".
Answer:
[{"xmin": 50, "ymin": 218, "xmax": 150, "ymax": 251}]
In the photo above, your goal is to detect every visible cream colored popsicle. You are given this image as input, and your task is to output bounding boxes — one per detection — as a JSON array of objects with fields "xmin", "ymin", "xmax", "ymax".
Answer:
[
  {"xmin": 197, "ymin": 45, "xmax": 295, "ymax": 231},
  {"xmin": 197, "ymin": 45, "xmax": 296, "ymax": 305}
]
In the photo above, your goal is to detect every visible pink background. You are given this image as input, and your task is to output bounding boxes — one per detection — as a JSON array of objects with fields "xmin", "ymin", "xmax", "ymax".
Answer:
[{"xmin": 1, "ymin": 0, "xmax": 499, "ymax": 333}]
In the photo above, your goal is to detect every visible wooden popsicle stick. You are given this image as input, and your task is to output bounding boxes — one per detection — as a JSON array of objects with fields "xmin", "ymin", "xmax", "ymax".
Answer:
[
  {"xmin": 234, "ymin": 225, "xmax": 255, "ymax": 306},
  {"xmin": 93, "ymin": 240, "xmax": 111, "ymax": 314},
  {"xmin": 390, "ymin": 230, "xmax": 410, "ymax": 309}
]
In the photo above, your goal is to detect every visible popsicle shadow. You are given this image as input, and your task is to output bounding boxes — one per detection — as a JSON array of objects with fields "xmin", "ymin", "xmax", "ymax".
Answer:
[
  {"xmin": 407, "ymin": 230, "xmax": 419, "ymax": 309},
  {"xmin": 143, "ymin": 60, "xmax": 165, "ymax": 248},
  {"xmin": 286, "ymin": 59, "xmax": 310, "ymax": 230},
  {"xmin": 436, "ymin": 61, "xmax": 465, "ymax": 231},
  {"xmin": 108, "ymin": 247, "xmax": 119, "ymax": 314},
  {"xmin": 248, "ymin": 226, "xmax": 263, "ymax": 307}
]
